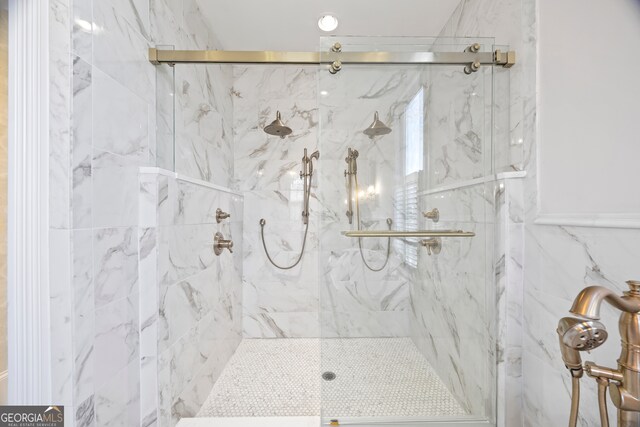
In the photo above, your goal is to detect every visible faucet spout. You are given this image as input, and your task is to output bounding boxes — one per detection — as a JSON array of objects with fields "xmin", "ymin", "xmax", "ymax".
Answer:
[{"xmin": 570, "ymin": 285, "xmax": 640, "ymax": 320}]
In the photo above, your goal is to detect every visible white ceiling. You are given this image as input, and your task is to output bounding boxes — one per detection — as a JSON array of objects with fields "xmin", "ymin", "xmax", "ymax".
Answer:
[{"xmin": 199, "ymin": 0, "xmax": 461, "ymax": 51}]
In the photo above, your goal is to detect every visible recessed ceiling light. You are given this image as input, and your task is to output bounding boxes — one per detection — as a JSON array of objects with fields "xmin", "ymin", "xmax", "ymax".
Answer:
[{"xmin": 318, "ymin": 15, "xmax": 338, "ymax": 32}]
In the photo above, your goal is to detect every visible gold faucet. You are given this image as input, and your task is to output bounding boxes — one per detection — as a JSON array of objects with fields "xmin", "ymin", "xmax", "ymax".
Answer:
[{"xmin": 559, "ymin": 280, "xmax": 640, "ymax": 427}]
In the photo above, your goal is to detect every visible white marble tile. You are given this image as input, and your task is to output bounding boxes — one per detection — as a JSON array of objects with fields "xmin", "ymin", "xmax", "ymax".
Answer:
[
  {"xmin": 49, "ymin": 0, "xmax": 72, "ymax": 229},
  {"xmin": 92, "ymin": 164, "xmax": 139, "ymax": 227},
  {"xmin": 174, "ymin": 64, "xmax": 234, "ymax": 186},
  {"xmin": 93, "ymin": 227, "xmax": 139, "ymax": 308},
  {"xmin": 72, "ymin": 229, "xmax": 95, "ymax": 405},
  {"xmin": 174, "ymin": 180, "xmax": 222, "ymax": 225},
  {"xmin": 72, "ymin": 56, "xmax": 93, "ymax": 228},
  {"xmin": 149, "ymin": 0, "xmax": 182, "ymax": 46},
  {"xmin": 92, "ymin": 66, "xmax": 149, "ymax": 163},
  {"xmin": 94, "ymin": 360, "xmax": 141, "ymax": 427},
  {"xmin": 93, "ymin": 0, "xmax": 154, "ymax": 104},
  {"xmin": 49, "ymin": 229, "xmax": 74, "ymax": 405},
  {"xmin": 157, "ymin": 223, "xmax": 217, "ymax": 287},
  {"xmin": 95, "ymin": 0, "xmax": 150, "ymax": 41},
  {"xmin": 76, "ymin": 395, "xmax": 96, "ymax": 427},
  {"xmin": 94, "ymin": 293, "xmax": 140, "ymax": 389},
  {"xmin": 72, "ymin": 0, "xmax": 92, "ymax": 62},
  {"xmin": 139, "ymin": 173, "xmax": 159, "ymax": 228}
]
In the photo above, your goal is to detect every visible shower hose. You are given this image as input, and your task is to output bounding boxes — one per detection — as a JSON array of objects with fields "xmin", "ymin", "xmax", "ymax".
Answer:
[
  {"xmin": 354, "ymin": 174, "xmax": 392, "ymax": 272},
  {"xmin": 259, "ymin": 171, "xmax": 313, "ymax": 270}
]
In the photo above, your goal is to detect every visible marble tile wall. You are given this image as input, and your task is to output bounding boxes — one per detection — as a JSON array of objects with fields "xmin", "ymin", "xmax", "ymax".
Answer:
[
  {"xmin": 140, "ymin": 172, "xmax": 243, "ymax": 426},
  {"xmin": 234, "ymin": 64, "xmax": 424, "ymax": 339},
  {"xmin": 409, "ymin": 180, "xmax": 498, "ymax": 419},
  {"xmin": 401, "ymin": 42, "xmax": 502, "ymax": 419},
  {"xmin": 422, "ymin": 63, "xmax": 493, "ymax": 188},
  {"xmin": 317, "ymin": 65, "xmax": 423, "ymax": 339},
  {"xmin": 233, "ymin": 66, "xmax": 321, "ymax": 338},
  {"xmin": 48, "ymin": 0, "xmax": 240, "ymax": 426},
  {"xmin": 438, "ymin": 1, "xmax": 640, "ymax": 426}
]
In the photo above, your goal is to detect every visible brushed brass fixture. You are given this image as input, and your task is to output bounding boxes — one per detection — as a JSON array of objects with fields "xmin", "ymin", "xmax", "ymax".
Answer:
[
  {"xmin": 341, "ymin": 230, "xmax": 475, "ymax": 238},
  {"xmin": 420, "ymin": 237, "xmax": 442, "ymax": 256},
  {"xmin": 216, "ymin": 208, "xmax": 230, "ymax": 223},
  {"xmin": 465, "ymin": 43, "xmax": 481, "ymax": 53},
  {"xmin": 344, "ymin": 147, "xmax": 392, "ymax": 272},
  {"xmin": 264, "ymin": 111, "xmax": 292, "ymax": 138},
  {"xmin": 329, "ymin": 60, "xmax": 342, "ymax": 74},
  {"xmin": 331, "ymin": 42, "xmax": 342, "ymax": 53},
  {"xmin": 559, "ymin": 280, "xmax": 640, "ymax": 426},
  {"xmin": 148, "ymin": 47, "xmax": 517, "ymax": 70},
  {"xmin": 260, "ymin": 148, "xmax": 319, "ymax": 269},
  {"xmin": 213, "ymin": 232, "xmax": 233, "ymax": 255},
  {"xmin": 363, "ymin": 112, "xmax": 392, "ymax": 138},
  {"xmin": 300, "ymin": 148, "xmax": 320, "ymax": 225},
  {"xmin": 423, "ymin": 208, "xmax": 439, "ymax": 223},
  {"xmin": 494, "ymin": 49, "xmax": 516, "ymax": 68},
  {"xmin": 463, "ymin": 60, "xmax": 481, "ymax": 75},
  {"xmin": 344, "ymin": 148, "xmax": 358, "ymax": 224}
]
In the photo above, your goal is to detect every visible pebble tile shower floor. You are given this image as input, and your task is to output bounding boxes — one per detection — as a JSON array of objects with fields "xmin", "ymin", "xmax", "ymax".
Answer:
[{"xmin": 197, "ymin": 338, "xmax": 466, "ymax": 418}]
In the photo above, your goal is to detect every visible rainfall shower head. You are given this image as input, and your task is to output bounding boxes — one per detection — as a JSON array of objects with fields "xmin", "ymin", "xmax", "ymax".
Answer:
[
  {"xmin": 363, "ymin": 111, "xmax": 392, "ymax": 139},
  {"xmin": 264, "ymin": 111, "xmax": 292, "ymax": 138}
]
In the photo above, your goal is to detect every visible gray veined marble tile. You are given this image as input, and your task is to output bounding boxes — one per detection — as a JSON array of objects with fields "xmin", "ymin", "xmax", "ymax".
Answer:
[
  {"xmin": 93, "ymin": 0, "xmax": 155, "ymax": 104},
  {"xmin": 93, "ymin": 227, "xmax": 139, "ymax": 308},
  {"xmin": 49, "ymin": 0, "xmax": 73, "ymax": 230},
  {"xmin": 94, "ymin": 359, "xmax": 141, "ymax": 427},
  {"xmin": 92, "ymin": 66, "xmax": 149, "ymax": 163},
  {"xmin": 72, "ymin": 55, "xmax": 93, "ymax": 229},
  {"xmin": 94, "ymin": 294, "xmax": 140, "ymax": 390},
  {"xmin": 76, "ymin": 394, "xmax": 96, "ymax": 427}
]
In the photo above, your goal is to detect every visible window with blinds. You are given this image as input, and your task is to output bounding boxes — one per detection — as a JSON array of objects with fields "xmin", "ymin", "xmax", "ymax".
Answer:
[{"xmin": 394, "ymin": 88, "xmax": 424, "ymax": 268}]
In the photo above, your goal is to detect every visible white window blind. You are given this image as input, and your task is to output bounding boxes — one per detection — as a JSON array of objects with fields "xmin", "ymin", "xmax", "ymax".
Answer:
[{"xmin": 394, "ymin": 88, "xmax": 424, "ymax": 268}]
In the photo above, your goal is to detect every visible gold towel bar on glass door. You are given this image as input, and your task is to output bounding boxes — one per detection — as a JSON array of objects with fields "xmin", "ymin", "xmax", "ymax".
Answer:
[{"xmin": 341, "ymin": 230, "xmax": 475, "ymax": 238}]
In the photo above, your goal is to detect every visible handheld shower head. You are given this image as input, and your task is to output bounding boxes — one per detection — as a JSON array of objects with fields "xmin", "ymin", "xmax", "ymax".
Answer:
[{"xmin": 557, "ymin": 317, "xmax": 608, "ymax": 372}]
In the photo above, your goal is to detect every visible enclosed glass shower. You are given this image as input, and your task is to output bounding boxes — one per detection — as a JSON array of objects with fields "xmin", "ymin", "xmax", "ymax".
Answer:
[{"xmin": 153, "ymin": 36, "xmax": 507, "ymax": 427}]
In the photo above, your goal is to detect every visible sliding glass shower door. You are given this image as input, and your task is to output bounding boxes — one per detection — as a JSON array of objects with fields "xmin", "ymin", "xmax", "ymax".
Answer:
[{"xmin": 317, "ymin": 37, "xmax": 498, "ymax": 426}]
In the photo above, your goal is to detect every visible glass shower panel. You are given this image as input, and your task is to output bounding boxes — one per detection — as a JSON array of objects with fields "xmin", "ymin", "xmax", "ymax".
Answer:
[{"xmin": 318, "ymin": 37, "xmax": 496, "ymax": 426}]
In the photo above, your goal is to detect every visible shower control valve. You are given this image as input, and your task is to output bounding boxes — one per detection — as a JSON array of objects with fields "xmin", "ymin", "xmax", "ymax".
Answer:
[
  {"xmin": 216, "ymin": 208, "xmax": 231, "ymax": 223},
  {"xmin": 423, "ymin": 208, "xmax": 440, "ymax": 223},
  {"xmin": 213, "ymin": 232, "xmax": 233, "ymax": 255},
  {"xmin": 421, "ymin": 237, "xmax": 442, "ymax": 256}
]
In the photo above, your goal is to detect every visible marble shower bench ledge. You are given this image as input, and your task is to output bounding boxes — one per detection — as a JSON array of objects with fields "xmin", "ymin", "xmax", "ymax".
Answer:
[
  {"xmin": 139, "ymin": 166, "xmax": 243, "ymax": 196},
  {"xmin": 419, "ymin": 171, "xmax": 526, "ymax": 196}
]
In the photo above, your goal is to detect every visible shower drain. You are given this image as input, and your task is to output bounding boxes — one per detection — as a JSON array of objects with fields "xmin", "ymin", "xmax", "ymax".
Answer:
[{"xmin": 322, "ymin": 371, "xmax": 336, "ymax": 381}]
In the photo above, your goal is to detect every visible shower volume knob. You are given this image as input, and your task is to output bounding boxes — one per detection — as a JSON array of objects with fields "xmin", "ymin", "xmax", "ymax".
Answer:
[
  {"xmin": 216, "ymin": 208, "xmax": 231, "ymax": 223},
  {"xmin": 213, "ymin": 232, "xmax": 233, "ymax": 255}
]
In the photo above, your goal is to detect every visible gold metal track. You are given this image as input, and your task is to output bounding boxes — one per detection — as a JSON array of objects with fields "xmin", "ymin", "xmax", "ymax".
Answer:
[{"xmin": 148, "ymin": 47, "xmax": 515, "ymax": 68}]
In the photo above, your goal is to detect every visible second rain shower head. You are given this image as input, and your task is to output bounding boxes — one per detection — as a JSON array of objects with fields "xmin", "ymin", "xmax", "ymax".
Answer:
[
  {"xmin": 264, "ymin": 111, "xmax": 292, "ymax": 139},
  {"xmin": 363, "ymin": 111, "xmax": 392, "ymax": 139}
]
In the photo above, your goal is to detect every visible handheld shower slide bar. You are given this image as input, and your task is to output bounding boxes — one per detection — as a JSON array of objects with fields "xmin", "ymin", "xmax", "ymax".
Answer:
[
  {"xmin": 344, "ymin": 147, "xmax": 393, "ymax": 272},
  {"xmin": 260, "ymin": 148, "xmax": 319, "ymax": 270}
]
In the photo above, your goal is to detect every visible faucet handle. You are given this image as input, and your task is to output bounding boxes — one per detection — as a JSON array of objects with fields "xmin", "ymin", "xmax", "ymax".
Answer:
[
  {"xmin": 420, "ymin": 237, "xmax": 442, "ymax": 256},
  {"xmin": 423, "ymin": 208, "xmax": 439, "ymax": 223},
  {"xmin": 213, "ymin": 232, "xmax": 233, "ymax": 255},
  {"xmin": 216, "ymin": 208, "xmax": 231, "ymax": 223},
  {"xmin": 627, "ymin": 280, "xmax": 640, "ymax": 295}
]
